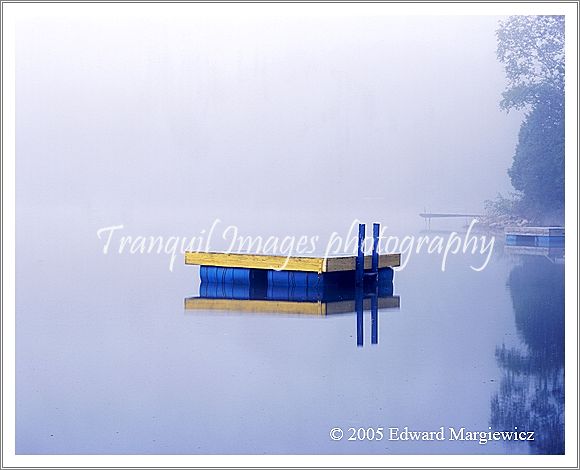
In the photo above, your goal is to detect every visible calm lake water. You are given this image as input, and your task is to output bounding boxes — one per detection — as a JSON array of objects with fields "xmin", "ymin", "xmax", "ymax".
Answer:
[{"xmin": 16, "ymin": 207, "xmax": 564, "ymax": 455}]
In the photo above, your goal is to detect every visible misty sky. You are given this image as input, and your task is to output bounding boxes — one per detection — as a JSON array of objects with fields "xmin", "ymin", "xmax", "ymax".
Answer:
[{"xmin": 16, "ymin": 11, "xmax": 523, "ymax": 217}]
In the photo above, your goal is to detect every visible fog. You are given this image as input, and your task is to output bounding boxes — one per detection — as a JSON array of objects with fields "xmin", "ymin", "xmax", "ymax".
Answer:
[{"xmin": 16, "ymin": 10, "xmax": 523, "ymax": 225}]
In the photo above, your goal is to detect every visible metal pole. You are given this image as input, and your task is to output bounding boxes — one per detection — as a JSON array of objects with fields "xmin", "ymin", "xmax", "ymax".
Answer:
[
  {"xmin": 371, "ymin": 224, "xmax": 379, "ymax": 344},
  {"xmin": 372, "ymin": 223, "xmax": 379, "ymax": 275},
  {"xmin": 356, "ymin": 223, "xmax": 365, "ymax": 286}
]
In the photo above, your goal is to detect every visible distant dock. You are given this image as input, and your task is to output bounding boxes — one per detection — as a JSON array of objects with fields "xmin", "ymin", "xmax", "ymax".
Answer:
[
  {"xmin": 505, "ymin": 226, "xmax": 564, "ymax": 247},
  {"xmin": 419, "ymin": 212, "xmax": 482, "ymax": 229}
]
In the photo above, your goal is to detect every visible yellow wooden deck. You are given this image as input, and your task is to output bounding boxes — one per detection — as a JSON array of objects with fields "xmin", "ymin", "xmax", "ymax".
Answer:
[
  {"xmin": 184, "ymin": 296, "xmax": 400, "ymax": 316},
  {"xmin": 184, "ymin": 251, "xmax": 400, "ymax": 273}
]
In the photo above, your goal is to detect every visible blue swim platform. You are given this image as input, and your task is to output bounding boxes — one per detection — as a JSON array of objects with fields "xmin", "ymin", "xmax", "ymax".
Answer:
[{"xmin": 505, "ymin": 226, "xmax": 564, "ymax": 248}]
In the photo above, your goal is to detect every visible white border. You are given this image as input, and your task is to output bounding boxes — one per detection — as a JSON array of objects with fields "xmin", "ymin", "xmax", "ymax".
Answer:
[
  {"xmin": 2, "ymin": 0, "xmax": 17, "ymax": 466},
  {"xmin": 563, "ymin": 1, "xmax": 579, "ymax": 464},
  {"xmin": 1, "ymin": 2, "xmax": 579, "ymax": 19},
  {"xmin": 2, "ymin": 2, "xmax": 578, "ymax": 468}
]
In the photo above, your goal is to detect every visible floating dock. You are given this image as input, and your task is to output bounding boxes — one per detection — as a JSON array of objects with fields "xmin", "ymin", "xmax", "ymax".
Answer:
[
  {"xmin": 185, "ymin": 260, "xmax": 398, "ymax": 315},
  {"xmin": 184, "ymin": 223, "xmax": 401, "ymax": 346},
  {"xmin": 184, "ymin": 224, "xmax": 400, "ymax": 347},
  {"xmin": 184, "ymin": 252, "xmax": 400, "ymax": 273},
  {"xmin": 185, "ymin": 223, "xmax": 400, "ymax": 290},
  {"xmin": 505, "ymin": 226, "xmax": 564, "ymax": 247}
]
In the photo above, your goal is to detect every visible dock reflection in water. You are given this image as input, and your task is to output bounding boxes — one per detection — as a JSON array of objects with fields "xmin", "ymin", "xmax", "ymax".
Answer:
[
  {"xmin": 184, "ymin": 273, "xmax": 400, "ymax": 348},
  {"xmin": 503, "ymin": 245, "xmax": 565, "ymax": 264}
]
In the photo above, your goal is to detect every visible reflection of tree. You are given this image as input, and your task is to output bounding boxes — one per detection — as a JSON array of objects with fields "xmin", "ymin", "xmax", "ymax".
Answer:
[{"xmin": 491, "ymin": 257, "xmax": 564, "ymax": 454}]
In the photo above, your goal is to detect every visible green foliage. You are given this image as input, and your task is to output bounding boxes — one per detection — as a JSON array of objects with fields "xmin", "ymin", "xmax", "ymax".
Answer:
[
  {"xmin": 484, "ymin": 192, "xmax": 524, "ymax": 217},
  {"xmin": 496, "ymin": 16, "xmax": 565, "ymax": 222},
  {"xmin": 508, "ymin": 94, "xmax": 564, "ymax": 217},
  {"xmin": 497, "ymin": 15, "xmax": 564, "ymax": 111}
]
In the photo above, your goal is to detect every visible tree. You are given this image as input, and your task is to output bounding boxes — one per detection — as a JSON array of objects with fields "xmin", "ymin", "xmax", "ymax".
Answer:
[
  {"xmin": 496, "ymin": 16, "xmax": 565, "ymax": 222},
  {"xmin": 508, "ymin": 94, "xmax": 564, "ymax": 218},
  {"xmin": 497, "ymin": 16, "xmax": 564, "ymax": 111}
]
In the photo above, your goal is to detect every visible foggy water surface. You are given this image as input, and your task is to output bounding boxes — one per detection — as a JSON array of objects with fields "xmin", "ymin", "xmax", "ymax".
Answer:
[{"xmin": 15, "ymin": 208, "xmax": 564, "ymax": 454}]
